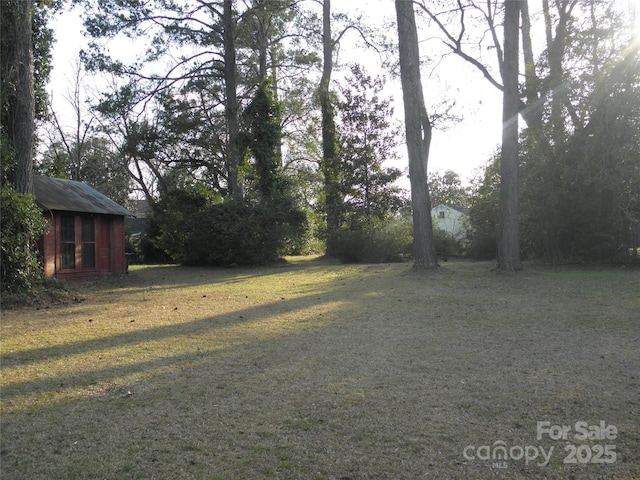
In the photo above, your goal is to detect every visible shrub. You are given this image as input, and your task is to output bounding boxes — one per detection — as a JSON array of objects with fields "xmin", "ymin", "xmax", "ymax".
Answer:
[
  {"xmin": 1, "ymin": 183, "xmax": 48, "ymax": 293},
  {"xmin": 330, "ymin": 216, "xmax": 413, "ymax": 264},
  {"xmin": 183, "ymin": 198, "xmax": 307, "ymax": 266},
  {"xmin": 147, "ymin": 188, "xmax": 308, "ymax": 267},
  {"xmin": 330, "ymin": 228, "xmax": 365, "ymax": 263},
  {"xmin": 432, "ymin": 229, "xmax": 465, "ymax": 261}
]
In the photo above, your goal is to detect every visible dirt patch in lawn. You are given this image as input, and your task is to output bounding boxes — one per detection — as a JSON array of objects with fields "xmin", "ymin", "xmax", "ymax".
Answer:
[{"xmin": 1, "ymin": 258, "xmax": 639, "ymax": 479}]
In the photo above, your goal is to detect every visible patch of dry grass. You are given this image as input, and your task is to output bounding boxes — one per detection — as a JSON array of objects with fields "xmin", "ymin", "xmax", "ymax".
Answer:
[{"xmin": 1, "ymin": 258, "xmax": 639, "ymax": 479}]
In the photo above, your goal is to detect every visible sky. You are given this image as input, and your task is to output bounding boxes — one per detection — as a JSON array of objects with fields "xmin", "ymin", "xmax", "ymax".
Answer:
[{"xmin": 47, "ymin": 2, "xmax": 512, "ymax": 187}]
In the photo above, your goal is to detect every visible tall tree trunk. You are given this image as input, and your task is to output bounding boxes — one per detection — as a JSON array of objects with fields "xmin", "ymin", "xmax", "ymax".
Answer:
[
  {"xmin": 542, "ymin": 0, "xmax": 576, "ymax": 146},
  {"xmin": 395, "ymin": 0, "xmax": 438, "ymax": 269},
  {"xmin": 6, "ymin": 0, "xmax": 35, "ymax": 194},
  {"xmin": 252, "ymin": 0, "xmax": 268, "ymax": 82},
  {"xmin": 320, "ymin": 0, "xmax": 341, "ymax": 253},
  {"xmin": 253, "ymin": 2, "xmax": 284, "ymax": 169},
  {"xmin": 224, "ymin": 0, "xmax": 241, "ymax": 200},
  {"xmin": 269, "ymin": 45, "xmax": 285, "ymax": 169},
  {"xmin": 546, "ymin": 2, "xmax": 566, "ymax": 145},
  {"xmin": 520, "ymin": 0, "xmax": 543, "ymax": 130},
  {"xmin": 497, "ymin": 0, "xmax": 523, "ymax": 271}
]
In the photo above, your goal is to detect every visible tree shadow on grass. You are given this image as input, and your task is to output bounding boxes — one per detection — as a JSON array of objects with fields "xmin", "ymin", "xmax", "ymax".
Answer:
[
  {"xmin": 76, "ymin": 260, "xmax": 355, "ymax": 305},
  {"xmin": 1, "ymin": 291, "xmax": 342, "ymax": 369},
  {"xmin": 1, "ymin": 262, "xmax": 387, "ymax": 408}
]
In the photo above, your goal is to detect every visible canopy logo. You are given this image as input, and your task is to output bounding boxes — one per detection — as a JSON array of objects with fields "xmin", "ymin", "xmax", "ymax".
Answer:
[
  {"xmin": 462, "ymin": 442, "xmax": 553, "ymax": 467},
  {"xmin": 463, "ymin": 420, "xmax": 618, "ymax": 469}
]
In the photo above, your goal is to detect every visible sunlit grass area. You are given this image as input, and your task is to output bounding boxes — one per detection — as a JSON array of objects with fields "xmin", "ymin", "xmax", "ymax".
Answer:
[{"xmin": 1, "ymin": 258, "xmax": 639, "ymax": 479}]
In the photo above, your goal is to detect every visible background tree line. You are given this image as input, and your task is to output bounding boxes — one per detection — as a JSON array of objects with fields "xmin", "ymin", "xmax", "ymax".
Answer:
[{"xmin": 2, "ymin": 0, "xmax": 639, "ymax": 294}]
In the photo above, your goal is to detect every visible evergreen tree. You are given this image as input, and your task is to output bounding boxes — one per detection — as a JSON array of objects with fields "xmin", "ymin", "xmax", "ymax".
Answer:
[{"xmin": 336, "ymin": 65, "xmax": 403, "ymax": 226}]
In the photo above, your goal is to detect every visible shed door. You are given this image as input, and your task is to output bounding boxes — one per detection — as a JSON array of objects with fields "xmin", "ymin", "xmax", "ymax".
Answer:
[{"xmin": 97, "ymin": 217, "xmax": 112, "ymax": 273}]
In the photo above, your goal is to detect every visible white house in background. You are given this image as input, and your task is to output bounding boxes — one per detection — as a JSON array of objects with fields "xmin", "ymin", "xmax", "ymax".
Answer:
[{"xmin": 431, "ymin": 204, "xmax": 469, "ymax": 242}]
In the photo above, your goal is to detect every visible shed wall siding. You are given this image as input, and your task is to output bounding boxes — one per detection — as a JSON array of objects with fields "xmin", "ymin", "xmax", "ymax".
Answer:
[
  {"xmin": 42, "ymin": 212, "xmax": 56, "ymax": 277},
  {"xmin": 113, "ymin": 217, "xmax": 126, "ymax": 273}
]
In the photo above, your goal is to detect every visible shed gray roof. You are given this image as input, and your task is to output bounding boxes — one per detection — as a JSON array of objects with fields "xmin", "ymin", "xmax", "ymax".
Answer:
[{"xmin": 33, "ymin": 176, "xmax": 133, "ymax": 216}]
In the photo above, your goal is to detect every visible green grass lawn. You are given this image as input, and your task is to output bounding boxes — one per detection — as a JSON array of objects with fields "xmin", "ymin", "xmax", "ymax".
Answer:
[{"xmin": 1, "ymin": 257, "xmax": 639, "ymax": 479}]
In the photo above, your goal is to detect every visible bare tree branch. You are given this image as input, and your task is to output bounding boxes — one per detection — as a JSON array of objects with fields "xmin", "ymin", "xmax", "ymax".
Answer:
[{"xmin": 416, "ymin": 1, "xmax": 504, "ymax": 91}]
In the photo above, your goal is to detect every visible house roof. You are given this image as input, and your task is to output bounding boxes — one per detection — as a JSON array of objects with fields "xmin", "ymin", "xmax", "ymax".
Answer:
[{"xmin": 33, "ymin": 176, "xmax": 133, "ymax": 217}]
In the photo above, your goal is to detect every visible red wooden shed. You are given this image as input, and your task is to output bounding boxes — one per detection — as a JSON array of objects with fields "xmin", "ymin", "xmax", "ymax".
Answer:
[{"xmin": 33, "ymin": 176, "xmax": 133, "ymax": 280}]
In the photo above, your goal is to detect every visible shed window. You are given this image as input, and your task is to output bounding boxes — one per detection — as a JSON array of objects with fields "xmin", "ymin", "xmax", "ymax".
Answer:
[
  {"xmin": 82, "ymin": 217, "xmax": 96, "ymax": 269},
  {"xmin": 60, "ymin": 216, "xmax": 75, "ymax": 269},
  {"xmin": 438, "ymin": 211, "xmax": 446, "ymax": 219}
]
